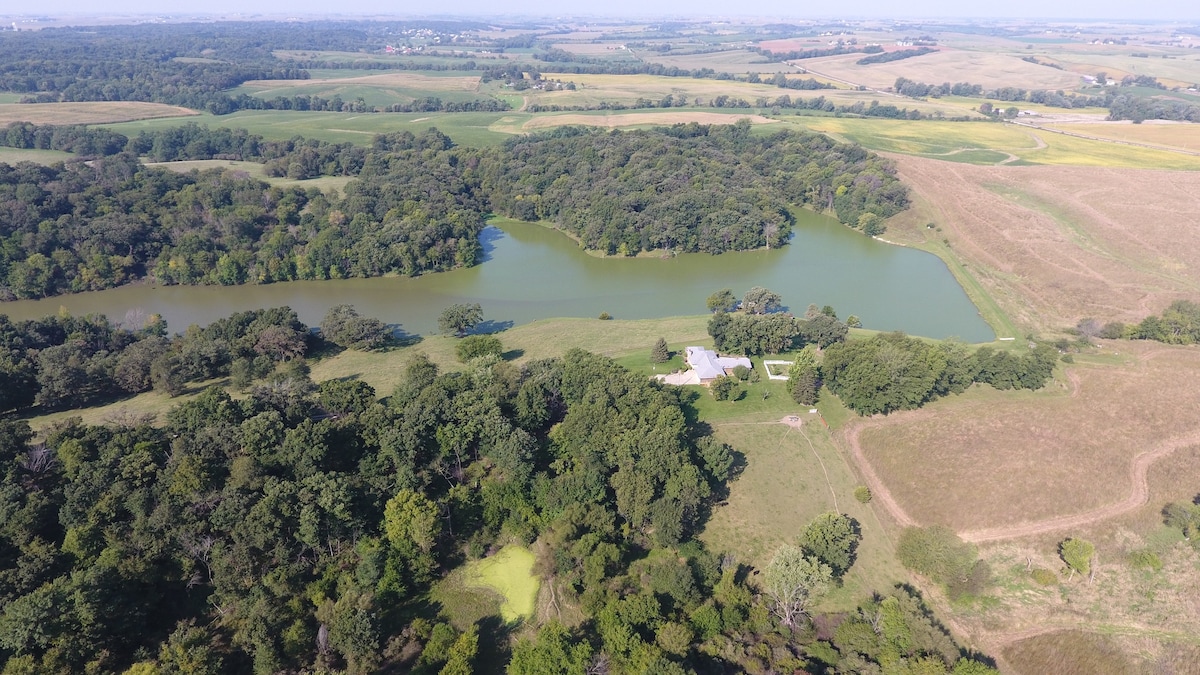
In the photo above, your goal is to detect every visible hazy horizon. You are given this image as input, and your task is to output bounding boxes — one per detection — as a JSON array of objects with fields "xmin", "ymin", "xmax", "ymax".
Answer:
[{"xmin": 4, "ymin": 0, "xmax": 1197, "ymax": 22}]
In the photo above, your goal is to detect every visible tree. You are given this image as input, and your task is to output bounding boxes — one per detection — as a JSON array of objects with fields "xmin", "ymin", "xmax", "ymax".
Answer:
[
  {"xmin": 651, "ymin": 337, "xmax": 670, "ymax": 363},
  {"xmin": 710, "ymin": 376, "xmax": 738, "ymax": 401},
  {"xmin": 320, "ymin": 304, "xmax": 390, "ymax": 351},
  {"xmin": 789, "ymin": 364, "xmax": 819, "ymax": 406},
  {"xmin": 846, "ymin": 315, "xmax": 862, "ymax": 328},
  {"xmin": 507, "ymin": 622, "xmax": 594, "ymax": 675},
  {"xmin": 741, "ymin": 286, "xmax": 782, "ymax": 314},
  {"xmin": 799, "ymin": 512, "xmax": 861, "ymax": 578},
  {"xmin": 1060, "ymin": 538, "xmax": 1094, "ymax": 580},
  {"xmin": 456, "ymin": 334, "xmax": 504, "ymax": 362},
  {"xmin": 762, "ymin": 544, "xmax": 831, "ymax": 628},
  {"xmin": 706, "ymin": 288, "xmax": 738, "ymax": 313},
  {"xmin": 438, "ymin": 303, "xmax": 483, "ymax": 337},
  {"xmin": 384, "ymin": 489, "xmax": 441, "ymax": 554}
]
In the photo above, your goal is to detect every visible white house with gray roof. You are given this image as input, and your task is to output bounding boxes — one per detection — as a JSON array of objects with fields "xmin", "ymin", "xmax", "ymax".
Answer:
[{"xmin": 685, "ymin": 346, "xmax": 752, "ymax": 383}]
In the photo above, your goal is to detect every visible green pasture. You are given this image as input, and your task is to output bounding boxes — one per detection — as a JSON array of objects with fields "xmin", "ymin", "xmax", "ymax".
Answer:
[
  {"xmin": 0, "ymin": 147, "xmax": 73, "ymax": 165},
  {"xmin": 101, "ymin": 110, "xmax": 520, "ymax": 147},
  {"xmin": 228, "ymin": 81, "xmax": 488, "ymax": 108}
]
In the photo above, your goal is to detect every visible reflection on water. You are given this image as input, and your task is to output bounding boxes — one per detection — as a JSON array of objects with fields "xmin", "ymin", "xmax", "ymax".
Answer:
[{"xmin": 1, "ymin": 213, "xmax": 994, "ymax": 342}]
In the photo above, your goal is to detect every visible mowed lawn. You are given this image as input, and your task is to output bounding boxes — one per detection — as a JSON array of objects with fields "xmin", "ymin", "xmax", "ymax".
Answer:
[{"xmin": 853, "ymin": 342, "xmax": 1200, "ymax": 533}]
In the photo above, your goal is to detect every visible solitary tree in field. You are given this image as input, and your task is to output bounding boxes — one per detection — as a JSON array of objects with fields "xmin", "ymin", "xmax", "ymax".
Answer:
[
  {"xmin": 799, "ymin": 512, "xmax": 861, "ymax": 578},
  {"xmin": 438, "ymin": 303, "xmax": 483, "ymax": 337},
  {"xmin": 741, "ymin": 286, "xmax": 783, "ymax": 315},
  {"xmin": 762, "ymin": 544, "xmax": 832, "ymax": 628},
  {"xmin": 1060, "ymin": 538, "xmax": 1094, "ymax": 581},
  {"xmin": 706, "ymin": 288, "xmax": 738, "ymax": 313},
  {"xmin": 651, "ymin": 337, "xmax": 670, "ymax": 363}
]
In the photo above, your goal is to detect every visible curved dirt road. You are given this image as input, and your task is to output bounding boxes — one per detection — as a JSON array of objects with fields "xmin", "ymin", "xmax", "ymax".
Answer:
[{"xmin": 834, "ymin": 371, "xmax": 1200, "ymax": 543}]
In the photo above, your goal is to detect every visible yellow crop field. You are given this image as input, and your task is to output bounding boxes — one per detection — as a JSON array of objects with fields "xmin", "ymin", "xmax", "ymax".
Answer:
[{"xmin": 801, "ymin": 50, "xmax": 1083, "ymax": 91}]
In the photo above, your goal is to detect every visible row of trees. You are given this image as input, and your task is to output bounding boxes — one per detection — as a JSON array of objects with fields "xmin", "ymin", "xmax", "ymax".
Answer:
[
  {"xmin": 892, "ymin": 76, "xmax": 1112, "ymax": 110},
  {"xmin": 823, "ymin": 332, "xmax": 1059, "ymax": 415},
  {"xmin": 0, "ymin": 304, "xmax": 390, "ymax": 413},
  {"xmin": 1088, "ymin": 300, "xmax": 1200, "ymax": 344}
]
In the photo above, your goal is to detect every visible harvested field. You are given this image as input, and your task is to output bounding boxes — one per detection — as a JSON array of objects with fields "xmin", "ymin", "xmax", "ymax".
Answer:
[
  {"xmin": 0, "ymin": 102, "xmax": 198, "ymax": 125},
  {"xmin": 800, "ymin": 50, "xmax": 1083, "ymax": 91},
  {"xmin": 848, "ymin": 342, "xmax": 1200, "ymax": 535},
  {"xmin": 640, "ymin": 48, "xmax": 804, "ymax": 73},
  {"xmin": 237, "ymin": 72, "xmax": 481, "ymax": 93},
  {"xmin": 890, "ymin": 155, "xmax": 1200, "ymax": 331},
  {"xmin": 1045, "ymin": 121, "xmax": 1200, "ymax": 153},
  {"xmin": 522, "ymin": 111, "xmax": 776, "ymax": 129}
]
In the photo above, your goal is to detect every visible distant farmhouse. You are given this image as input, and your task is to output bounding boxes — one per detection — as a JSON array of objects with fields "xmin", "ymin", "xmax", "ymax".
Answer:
[{"xmin": 685, "ymin": 346, "xmax": 752, "ymax": 384}]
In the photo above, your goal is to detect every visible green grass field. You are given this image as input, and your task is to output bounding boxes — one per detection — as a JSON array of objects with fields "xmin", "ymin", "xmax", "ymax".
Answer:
[
  {"xmin": 0, "ymin": 147, "xmax": 73, "ymax": 164},
  {"xmin": 102, "ymin": 110, "xmax": 520, "ymax": 147},
  {"xmin": 145, "ymin": 159, "xmax": 355, "ymax": 193}
]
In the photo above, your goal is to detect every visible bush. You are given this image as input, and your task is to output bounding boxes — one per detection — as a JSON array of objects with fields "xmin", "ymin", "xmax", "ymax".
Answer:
[
  {"xmin": 598, "ymin": 312, "xmax": 612, "ymax": 320},
  {"xmin": 455, "ymin": 334, "xmax": 504, "ymax": 362},
  {"xmin": 1030, "ymin": 567, "xmax": 1058, "ymax": 586},
  {"xmin": 731, "ymin": 364, "xmax": 752, "ymax": 381},
  {"xmin": 853, "ymin": 486, "xmax": 872, "ymax": 503},
  {"xmin": 896, "ymin": 525, "xmax": 979, "ymax": 588},
  {"xmin": 1128, "ymin": 549, "xmax": 1162, "ymax": 572}
]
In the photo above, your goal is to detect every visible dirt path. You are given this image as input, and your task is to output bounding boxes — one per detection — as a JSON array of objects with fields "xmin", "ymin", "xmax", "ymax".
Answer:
[
  {"xmin": 835, "ymin": 419, "xmax": 917, "ymax": 528},
  {"xmin": 832, "ymin": 372, "xmax": 1200, "ymax": 543},
  {"xmin": 1008, "ymin": 119, "xmax": 1200, "ymax": 158}
]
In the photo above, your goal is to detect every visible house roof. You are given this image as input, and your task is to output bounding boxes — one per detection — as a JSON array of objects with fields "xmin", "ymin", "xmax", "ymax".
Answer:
[{"xmin": 685, "ymin": 346, "xmax": 752, "ymax": 381}]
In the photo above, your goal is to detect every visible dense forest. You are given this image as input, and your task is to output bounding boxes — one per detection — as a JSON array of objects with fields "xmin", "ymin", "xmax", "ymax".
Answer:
[
  {"xmin": 0, "ymin": 306, "xmax": 998, "ymax": 674},
  {"xmin": 0, "ymin": 122, "xmax": 907, "ymax": 298},
  {"xmin": 483, "ymin": 123, "xmax": 908, "ymax": 255},
  {"xmin": 0, "ymin": 128, "xmax": 483, "ymax": 299}
]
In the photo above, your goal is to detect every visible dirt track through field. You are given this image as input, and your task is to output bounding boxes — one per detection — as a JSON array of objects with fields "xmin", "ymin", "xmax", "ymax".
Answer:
[{"xmin": 833, "ymin": 362, "xmax": 1200, "ymax": 543}]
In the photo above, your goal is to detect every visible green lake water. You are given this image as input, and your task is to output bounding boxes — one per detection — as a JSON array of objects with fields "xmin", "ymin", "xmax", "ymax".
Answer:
[{"xmin": 0, "ymin": 212, "xmax": 994, "ymax": 342}]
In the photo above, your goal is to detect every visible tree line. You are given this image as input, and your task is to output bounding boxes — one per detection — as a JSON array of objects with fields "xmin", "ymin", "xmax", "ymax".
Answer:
[
  {"xmin": 482, "ymin": 122, "xmax": 908, "ymax": 255},
  {"xmin": 0, "ymin": 314, "xmax": 997, "ymax": 673},
  {"xmin": 856, "ymin": 46, "xmax": 937, "ymax": 65},
  {"xmin": 1088, "ymin": 300, "xmax": 1200, "ymax": 344},
  {"xmin": 0, "ymin": 122, "xmax": 907, "ymax": 297},
  {"xmin": 0, "ymin": 129, "xmax": 484, "ymax": 299},
  {"xmin": 0, "ymin": 304, "xmax": 393, "ymax": 414}
]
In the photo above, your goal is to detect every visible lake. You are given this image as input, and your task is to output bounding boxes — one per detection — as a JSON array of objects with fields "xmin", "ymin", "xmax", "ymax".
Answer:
[{"xmin": 0, "ymin": 212, "xmax": 995, "ymax": 342}]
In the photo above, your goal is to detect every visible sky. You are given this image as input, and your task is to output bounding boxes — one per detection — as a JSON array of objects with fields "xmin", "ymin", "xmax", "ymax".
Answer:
[{"xmin": 11, "ymin": 0, "xmax": 1198, "ymax": 21}]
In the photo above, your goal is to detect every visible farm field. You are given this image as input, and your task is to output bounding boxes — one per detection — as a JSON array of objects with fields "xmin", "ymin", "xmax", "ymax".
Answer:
[
  {"xmin": 101, "ymin": 109, "xmax": 518, "ymax": 147},
  {"xmin": 639, "ymin": 48, "xmax": 805, "ymax": 74},
  {"xmin": 0, "ymin": 101, "xmax": 199, "ymax": 125},
  {"xmin": 848, "ymin": 342, "xmax": 1200, "ymax": 535},
  {"xmin": 889, "ymin": 155, "xmax": 1200, "ymax": 331},
  {"xmin": 1038, "ymin": 51, "xmax": 1200, "ymax": 86},
  {"xmin": 1044, "ymin": 120, "xmax": 1200, "ymax": 153},
  {"xmin": 229, "ymin": 72, "xmax": 488, "ymax": 108},
  {"xmin": 521, "ymin": 111, "xmax": 775, "ymax": 130},
  {"xmin": 145, "ymin": 158, "xmax": 357, "ymax": 192},
  {"xmin": 0, "ymin": 147, "xmax": 73, "ymax": 164},
  {"xmin": 798, "ymin": 49, "xmax": 1084, "ymax": 91}
]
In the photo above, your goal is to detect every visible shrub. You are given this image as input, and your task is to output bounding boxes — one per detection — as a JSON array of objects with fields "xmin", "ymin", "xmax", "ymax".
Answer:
[
  {"xmin": 455, "ymin": 334, "xmax": 504, "ymax": 363},
  {"xmin": 1030, "ymin": 568, "xmax": 1058, "ymax": 586},
  {"xmin": 731, "ymin": 364, "xmax": 752, "ymax": 381},
  {"xmin": 853, "ymin": 486, "xmax": 872, "ymax": 503},
  {"xmin": 1128, "ymin": 549, "xmax": 1162, "ymax": 572},
  {"xmin": 598, "ymin": 312, "xmax": 612, "ymax": 320}
]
